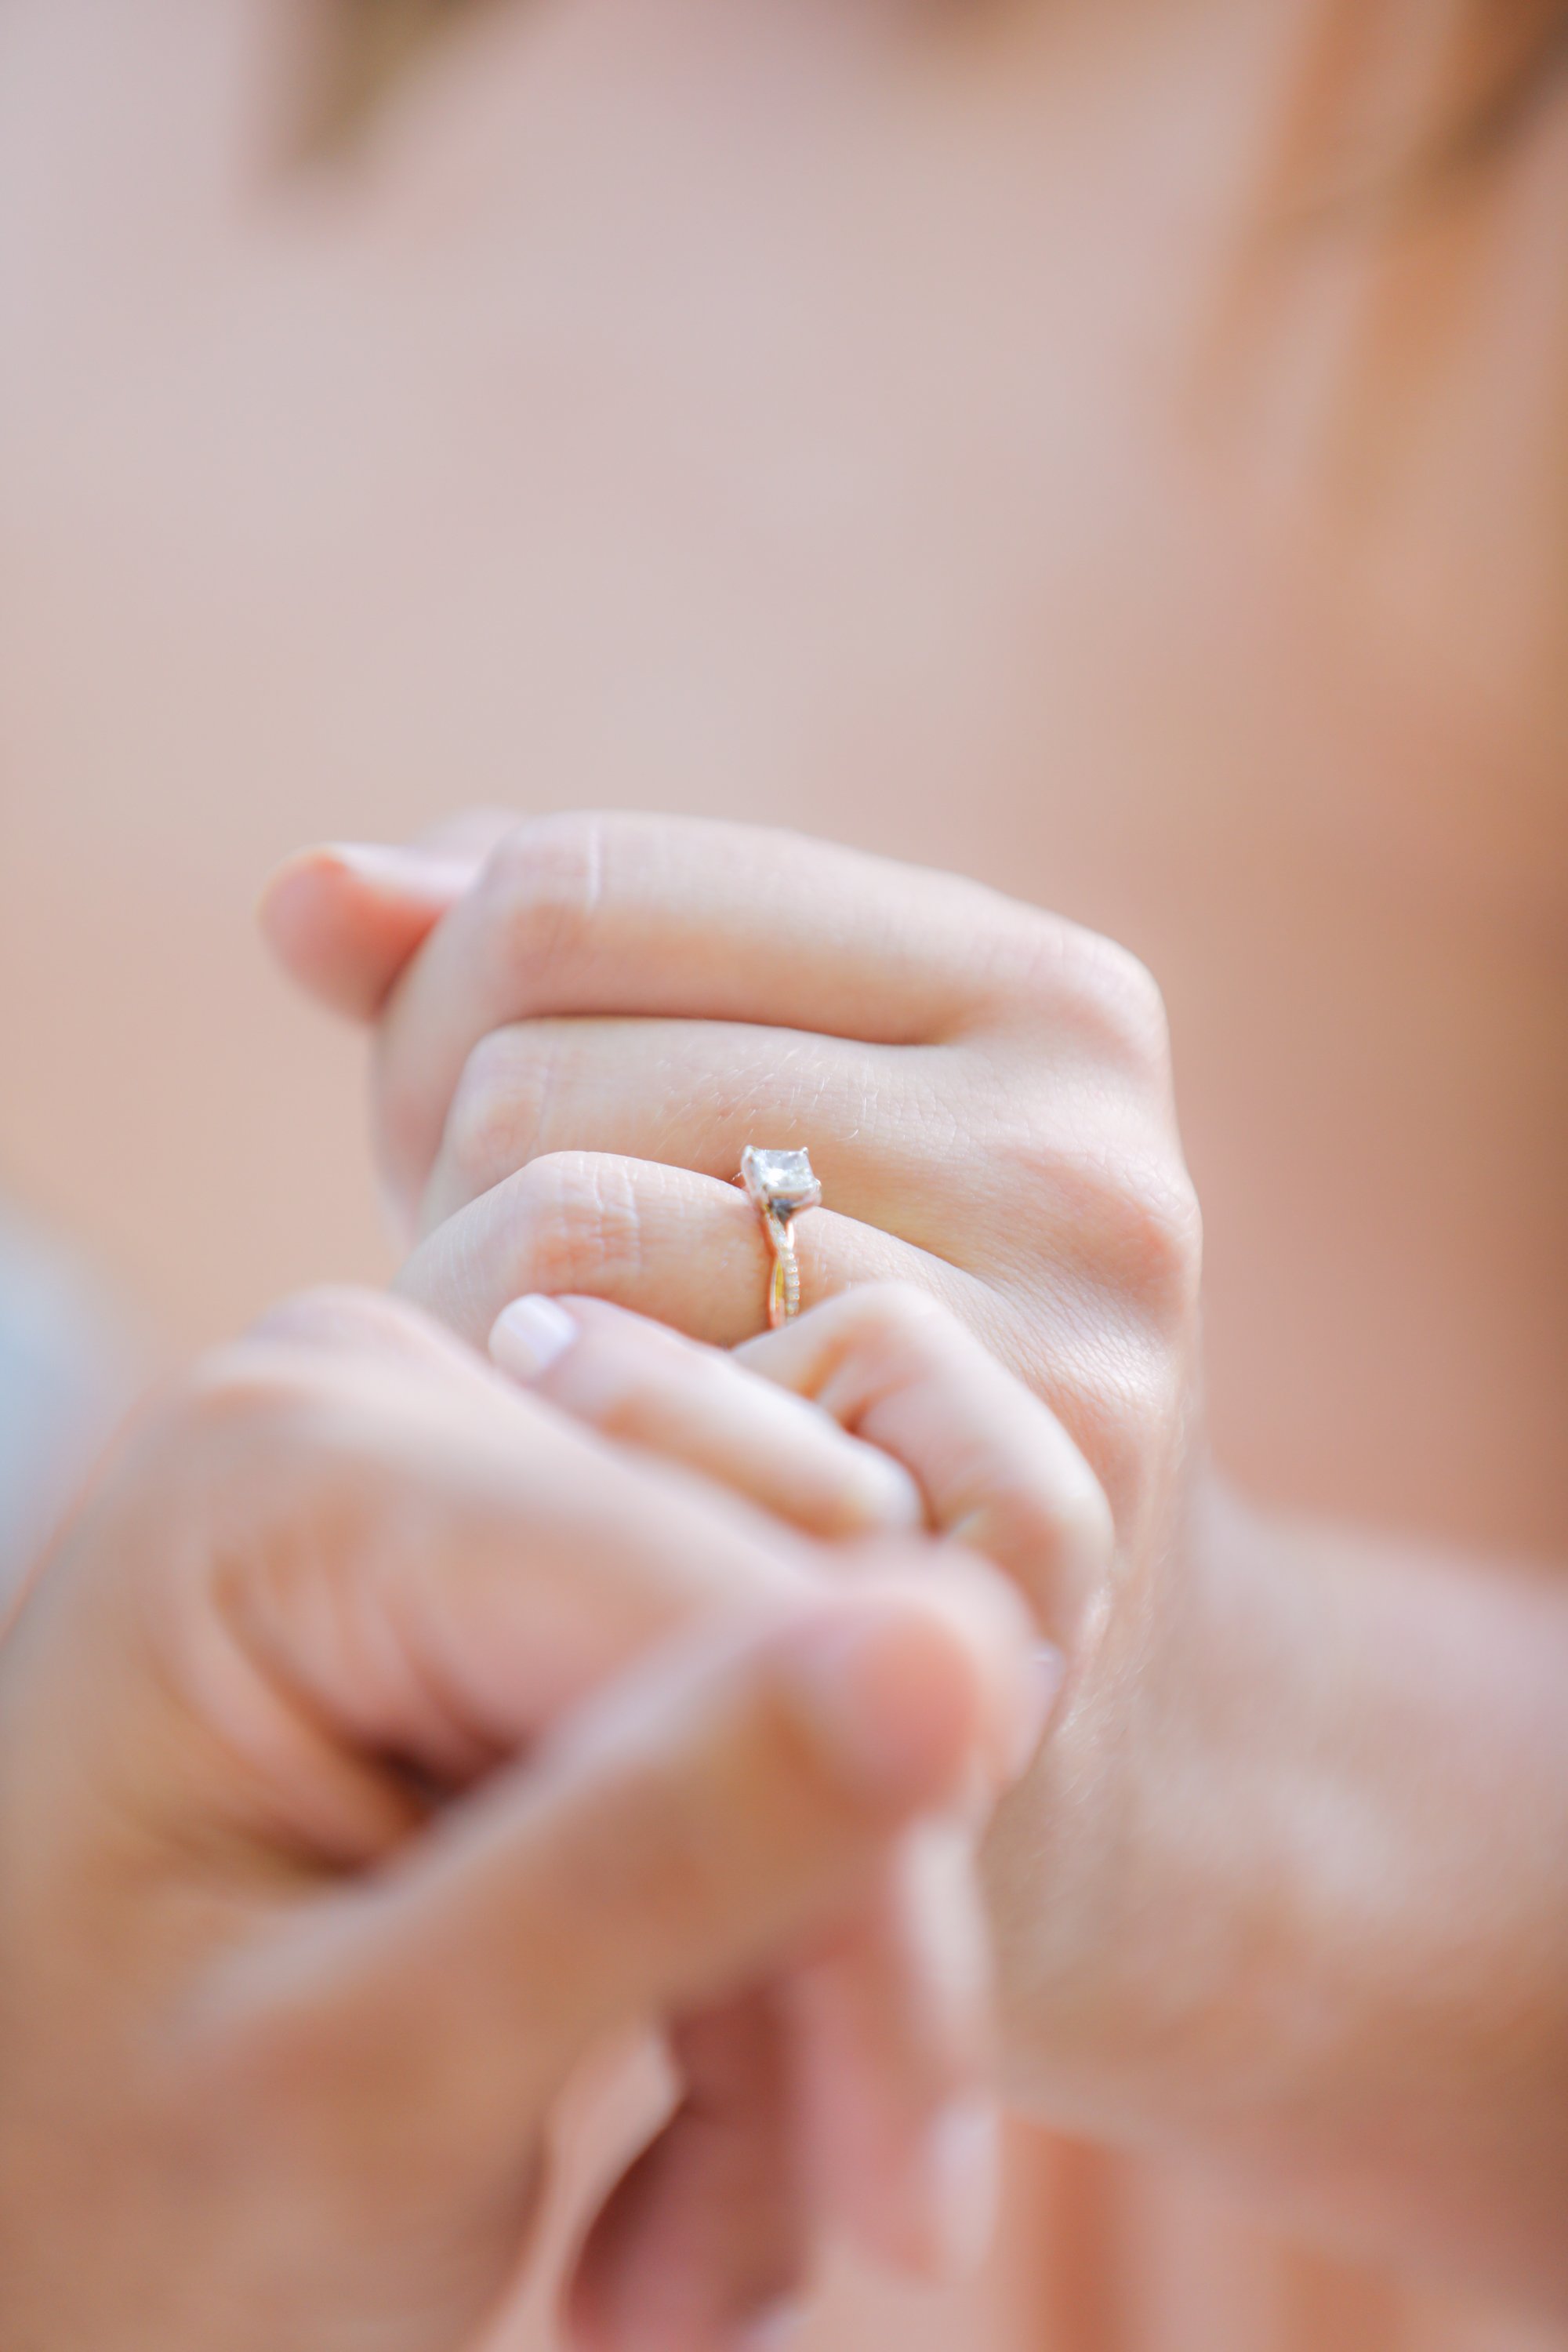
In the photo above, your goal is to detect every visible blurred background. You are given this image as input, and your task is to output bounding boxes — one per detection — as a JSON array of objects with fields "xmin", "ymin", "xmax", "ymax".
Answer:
[{"xmin": 2, "ymin": 2, "xmax": 1564, "ymax": 2346}]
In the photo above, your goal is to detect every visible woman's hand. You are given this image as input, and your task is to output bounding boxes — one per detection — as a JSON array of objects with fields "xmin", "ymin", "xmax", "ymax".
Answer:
[
  {"xmin": 0, "ymin": 1287, "xmax": 1043, "ymax": 2352},
  {"xmin": 260, "ymin": 812, "xmax": 1203, "ymax": 1574},
  {"xmin": 258, "ymin": 811, "xmax": 1202, "ymax": 2150},
  {"xmin": 485, "ymin": 1283, "xmax": 1115, "ymax": 1674},
  {"xmin": 257, "ymin": 820, "xmax": 1568, "ymax": 2312}
]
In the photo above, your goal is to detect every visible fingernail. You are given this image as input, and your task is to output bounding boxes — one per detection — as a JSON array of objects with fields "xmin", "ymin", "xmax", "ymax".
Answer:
[
  {"xmin": 489, "ymin": 1294, "xmax": 579, "ymax": 1381},
  {"xmin": 323, "ymin": 841, "xmax": 480, "ymax": 895},
  {"xmin": 918, "ymin": 2099, "xmax": 999, "ymax": 2279},
  {"xmin": 1007, "ymin": 1642, "xmax": 1066, "ymax": 1780}
]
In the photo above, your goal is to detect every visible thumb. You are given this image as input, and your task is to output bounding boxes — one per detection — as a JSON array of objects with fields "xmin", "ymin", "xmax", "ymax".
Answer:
[
  {"xmin": 259, "ymin": 800, "xmax": 522, "ymax": 1019},
  {"xmin": 201, "ymin": 1583, "xmax": 1020, "ymax": 2202},
  {"xmin": 257, "ymin": 841, "xmax": 481, "ymax": 1020}
]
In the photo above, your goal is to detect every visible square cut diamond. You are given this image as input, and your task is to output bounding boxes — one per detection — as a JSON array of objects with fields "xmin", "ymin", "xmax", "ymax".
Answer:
[{"xmin": 740, "ymin": 1146, "xmax": 821, "ymax": 1215}]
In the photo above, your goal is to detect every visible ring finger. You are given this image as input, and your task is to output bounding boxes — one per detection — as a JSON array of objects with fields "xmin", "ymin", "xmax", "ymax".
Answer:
[{"xmin": 395, "ymin": 1148, "xmax": 999, "ymax": 1355}]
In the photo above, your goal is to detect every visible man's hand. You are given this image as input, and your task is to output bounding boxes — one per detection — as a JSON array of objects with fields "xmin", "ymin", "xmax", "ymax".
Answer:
[{"xmin": 0, "ymin": 1288, "xmax": 1042, "ymax": 2352}]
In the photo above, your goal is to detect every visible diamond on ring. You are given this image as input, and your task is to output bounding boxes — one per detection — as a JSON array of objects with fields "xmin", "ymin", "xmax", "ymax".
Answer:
[
  {"xmin": 739, "ymin": 1146, "xmax": 822, "ymax": 1220},
  {"xmin": 738, "ymin": 1147, "xmax": 822, "ymax": 1328}
]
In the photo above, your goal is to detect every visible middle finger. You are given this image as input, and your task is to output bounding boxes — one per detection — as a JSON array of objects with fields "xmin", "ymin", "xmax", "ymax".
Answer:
[{"xmin": 418, "ymin": 1015, "xmax": 992, "ymax": 1247}]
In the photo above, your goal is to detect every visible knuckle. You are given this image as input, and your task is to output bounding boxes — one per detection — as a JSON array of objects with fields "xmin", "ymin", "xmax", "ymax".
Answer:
[
  {"xmin": 476, "ymin": 811, "xmax": 610, "ymax": 995},
  {"xmin": 560, "ymin": 1348, "xmax": 657, "ymax": 1442},
  {"xmin": 1041, "ymin": 1327, "xmax": 1189, "ymax": 1541},
  {"xmin": 807, "ymin": 1281, "xmax": 956, "ymax": 1416},
  {"xmin": 1015, "ymin": 920, "xmax": 1174, "ymax": 1083},
  {"xmin": 245, "ymin": 1285, "xmax": 423, "ymax": 1359},
  {"xmin": 1092, "ymin": 935, "xmax": 1169, "ymax": 1048},
  {"xmin": 133, "ymin": 1343, "xmax": 353, "ymax": 1520},
  {"xmin": 1000, "ymin": 1136, "xmax": 1202, "ymax": 1330},
  {"xmin": 1073, "ymin": 936, "xmax": 1171, "ymax": 1076},
  {"xmin": 173, "ymin": 1339, "xmax": 335, "ymax": 1440},
  {"xmin": 510, "ymin": 1151, "xmax": 648, "ymax": 1296},
  {"xmin": 978, "ymin": 1461, "xmax": 1114, "ymax": 1573},
  {"xmin": 172, "ymin": 1292, "xmax": 452, "ymax": 1458},
  {"xmin": 443, "ymin": 1026, "xmax": 550, "ymax": 1198},
  {"xmin": 832, "ymin": 1279, "xmax": 953, "ymax": 1356},
  {"xmin": 368, "ymin": 1034, "xmax": 425, "ymax": 1224},
  {"xmin": 1102, "ymin": 1153, "xmax": 1204, "ymax": 1322}
]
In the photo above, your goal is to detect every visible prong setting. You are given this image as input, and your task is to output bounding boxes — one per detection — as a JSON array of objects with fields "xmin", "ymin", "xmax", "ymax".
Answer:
[
  {"xmin": 739, "ymin": 1146, "xmax": 822, "ymax": 1223},
  {"xmin": 738, "ymin": 1149, "xmax": 822, "ymax": 1328}
]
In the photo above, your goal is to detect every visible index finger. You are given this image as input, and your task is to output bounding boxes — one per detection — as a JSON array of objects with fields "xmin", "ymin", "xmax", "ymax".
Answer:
[
  {"xmin": 488, "ymin": 1293, "xmax": 926, "ymax": 1541},
  {"xmin": 374, "ymin": 812, "xmax": 1049, "ymax": 1208}
]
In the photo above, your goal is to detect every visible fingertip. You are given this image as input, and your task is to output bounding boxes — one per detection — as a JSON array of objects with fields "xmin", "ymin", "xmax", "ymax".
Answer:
[
  {"xmin": 255, "ymin": 845, "xmax": 339, "ymax": 977},
  {"xmin": 777, "ymin": 1595, "xmax": 990, "ymax": 1817},
  {"xmin": 830, "ymin": 1450, "xmax": 926, "ymax": 1540},
  {"xmin": 256, "ymin": 841, "xmax": 478, "ymax": 1019},
  {"xmin": 946, "ymin": 1459, "xmax": 1115, "ymax": 1664},
  {"xmin": 789, "ymin": 1559, "xmax": 1050, "ymax": 1802},
  {"xmin": 489, "ymin": 1294, "xmax": 581, "ymax": 1381}
]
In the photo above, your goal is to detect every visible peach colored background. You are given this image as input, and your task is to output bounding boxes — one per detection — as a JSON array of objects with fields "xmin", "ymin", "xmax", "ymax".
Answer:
[
  {"xmin": 6, "ymin": 583, "xmax": 1561, "ymax": 2352},
  {"xmin": 4, "ymin": 2, "xmax": 1566, "ymax": 2346}
]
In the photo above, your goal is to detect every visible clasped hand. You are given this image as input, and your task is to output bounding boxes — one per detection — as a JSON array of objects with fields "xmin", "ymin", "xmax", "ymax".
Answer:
[
  {"xmin": 0, "ymin": 811, "xmax": 1185, "ymax": 2352},
  {"xmin": 0, "ymin": 1275, "xmax": 1093, "ymax": 2351}
]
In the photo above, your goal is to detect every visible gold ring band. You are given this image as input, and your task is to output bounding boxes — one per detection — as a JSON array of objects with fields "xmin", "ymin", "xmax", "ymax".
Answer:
[
  {"xmin": 738, "ymin": 1147, "xmax": 822, "ymax": 1330},
  {"xmin": 760, "ymin": 1208, "xmax": 802, "ymax": 1328}
]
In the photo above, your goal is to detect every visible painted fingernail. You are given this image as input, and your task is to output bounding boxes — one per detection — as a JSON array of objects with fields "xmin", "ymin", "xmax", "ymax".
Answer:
[
  {"xmin": 919, "ymin": 2099, "xmax": 1000, "ymax": 2279},
  {"xmin": 488, "ymin": 1294, "xmax": 579, "ymax": 1381},
  {"xmin": 1007, "ymin": 1642, "xmax": 1066, "ymax": 1779}
]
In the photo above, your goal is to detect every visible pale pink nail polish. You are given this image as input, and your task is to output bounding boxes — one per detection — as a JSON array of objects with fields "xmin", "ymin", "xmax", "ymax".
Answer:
[{"xmin": 488, "ymin": 1294, "xmax": 579, "ymax": 1381}]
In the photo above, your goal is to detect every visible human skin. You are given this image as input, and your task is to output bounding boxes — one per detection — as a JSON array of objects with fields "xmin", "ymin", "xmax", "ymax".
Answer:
[
  {"xmin": 5, "ymin": 8, "xmax": 1563, "ymax": 1504},
  {"xmin": 5, "ymin": 0, "xmax": 1566, "ymax": 2344},
  {"xmin": 263, "ymin": 819, "xmax": 1568, "ymax": 2318},
  {"xmin": 0, "ymin": 1283, "xmax": 1059, "ymax": 2352}
]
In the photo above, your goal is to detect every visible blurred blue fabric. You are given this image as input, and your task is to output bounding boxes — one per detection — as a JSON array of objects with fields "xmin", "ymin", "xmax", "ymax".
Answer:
[{"xmin": 0, "ymin": 1207, "xmax": 141, "ymax": 1603}]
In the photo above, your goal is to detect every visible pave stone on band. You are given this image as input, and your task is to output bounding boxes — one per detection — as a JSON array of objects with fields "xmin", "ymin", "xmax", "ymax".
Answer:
[{"xmin": 739, "ymin": 1147, "xmax": 822, "ymax": 1330}]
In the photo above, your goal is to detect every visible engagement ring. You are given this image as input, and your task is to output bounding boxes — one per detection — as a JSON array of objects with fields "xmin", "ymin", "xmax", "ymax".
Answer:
[{"xmin": 738, "ymin": 1147, "xmax": 822, "ymax": 1330}]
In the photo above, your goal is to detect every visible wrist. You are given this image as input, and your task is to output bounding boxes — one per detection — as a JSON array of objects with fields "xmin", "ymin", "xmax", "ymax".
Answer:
[{"xmin": 982, "ymin": 1468, "xmax": 1289, "ymax": 2139}]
